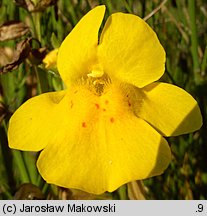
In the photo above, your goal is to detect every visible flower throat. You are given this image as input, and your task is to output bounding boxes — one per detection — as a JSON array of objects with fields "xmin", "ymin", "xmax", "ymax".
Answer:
[{"xmin": 79, "ymin": 68, "xmax": 111, "ymax": 96}]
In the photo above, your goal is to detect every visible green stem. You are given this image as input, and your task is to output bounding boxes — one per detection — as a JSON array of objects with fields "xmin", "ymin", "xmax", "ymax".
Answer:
[
  {"xmin": 30, "ymin": 10, "xmax": 50, "ymax": 93},
  {"xmin": 34, "ymin": 66, "xmax": 50, "ymax": 93},
  {"xmin": 2, "ymin": 121, "xmax": 30, "ymax": 183},
  {"xmin": 122, "ymin": 0, "xmax": 133, "ymax": 13},
  {"xmin": 165, "ymin": 69, "xmax": 177, "ymax": 85},
  {"xmin": 201, "ymin": 45, "xmax": 207, "ymax": 76},
  {"xmin": 188, "ymin": 0, "xmax": 201, "ymax": 85},
  {"xmin": 12, "ymin": 150, "xmax": 30, "ymax": 183},
  {"xmin": 117, "ymin": 184, "xmax": 128, "ymax": 200},
  {"xmin": 28, "ymin": 12, "xmax": 38, "ymax": 39},
  {"xmin": 42, "ymin": 183, "xmax": 49, "ymax": 194},
  {"xmin": 32, "ymin": 12, "xmax": 42, "ymax": 41},
  {"xmin": 4, "ymin": 190, "xmax": 13, "ymax": 199},
  {"xmin": 68, "ymin": 0, "xmax": 78, "ymax": 25},
  {"xmin": 43, "ymin": 184, "xmax": 58, "ymax": 199},
  {"xmin": 22, "ymin": 152, "xmax": 39, "ymax": 185},
  {"xmin": 105, "ymin": 0, "xmax": 113, "ymax": 14}
]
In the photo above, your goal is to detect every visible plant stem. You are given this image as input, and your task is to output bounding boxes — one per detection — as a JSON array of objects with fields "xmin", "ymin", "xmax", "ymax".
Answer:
[
  {"xmin": 22, "ymin": 152, "xmax": 39, "ymax": 185},
  {"xmin": 28, "ymin": 12, "xmax": 38, "ymax": 39},
  {"xmin": 2, "ymin": 121, "xmax": 30, "ymax": 183},
  {"xmin": 12, "ymin": 150, "xmax": 30, "ymax": 183},
  {"xmin": 122, "ymin": 0, "xmax": 133, "ymax": 13},
  {"xmin": 188, "ymin": 0, "xmax": 202, "ymax": 85},
  {"xmin": 33, "ymin": 12, "xmax": 42, "ymax": 41},
  {"xmin": 201, "ymin": 45, "xmax": 207, "ymax": 76},
  {"xmin": 68, "ymin": 0, "xmax": 78, "ymax": 26},
  {"xmin": 117, "ymin": 184, "xmax": 128, "ymax": 200},
  {"xmin": 127, "ymin": 181, "xmax": 146, "ymax": 200}
]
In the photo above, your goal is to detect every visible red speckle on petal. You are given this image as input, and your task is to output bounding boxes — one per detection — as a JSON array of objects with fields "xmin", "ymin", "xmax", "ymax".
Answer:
[
  {"xmin": 128, "ymin": 100, "xmax": 131, "ymax": 107},
  {"xmin": 105, "ymin": 100, "xmax": 109, "ymax": 105},
  {"xmin": 103, "ymin": 109, "xmax": 106, "ymax": 112},
  {"xmin": 110, "ymin": 117, "xmax": 115, "ymax": 123},
  {"xmin": 82, "ymin": 122, "xmax": 87, "ymax": 128},
  {"xmin": 95, "ymin": 103, "xmax": 100, "ymax": 109}
]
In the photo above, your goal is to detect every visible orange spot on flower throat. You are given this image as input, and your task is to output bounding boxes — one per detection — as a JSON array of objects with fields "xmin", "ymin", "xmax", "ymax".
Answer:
[
  {"xmin": 95, "ymin": 103, "xmax": 100, "ymax": 109},
  {"xmin": 82, "ymin": 122, "xmax": 87, "ymax": 128},
  {"xmin": 110, "ymin": 117, "xmax": 115, "ymax": 123}
]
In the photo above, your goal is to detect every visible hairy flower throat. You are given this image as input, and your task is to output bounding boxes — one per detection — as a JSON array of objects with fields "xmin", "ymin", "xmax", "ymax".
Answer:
[{"xmin": 78, "ymin": 67, "xmax": 111, "ymax": 96}]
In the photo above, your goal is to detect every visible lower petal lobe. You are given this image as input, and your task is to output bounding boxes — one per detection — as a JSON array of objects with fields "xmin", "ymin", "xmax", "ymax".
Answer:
[
  {"xmin": 137, "ymin": 82, "xmax": 202, "ymax": 136},
  {"xmin": 37, "ymin": 84, "xmax": 171, "ymax": 194}
]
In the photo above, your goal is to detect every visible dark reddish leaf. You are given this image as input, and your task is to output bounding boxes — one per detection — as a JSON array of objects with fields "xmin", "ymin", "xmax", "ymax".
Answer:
[
  {"xmin": 0, "ymin": 37, "xmax": 47, "ymax": 73},
  {"xmin": 29, "ymin": 47, "xmax": 47, "ymax": 65},
  {"xmin": 14, "ymin": 183, "xmax": 44, "ymax": 200},
  {"xmin": 0, "ymin": 47, "xmax": 13, "ymax": 67},
  {"xmin": 0, "ymin": 21, "xmax": 30, "ymax": 41},
  {"xmin": 0, "ymin": 38, "xmax": 32, "ymax": 74},
  {"xmin": 14, "ymin": 0, "xmax": 58, "ymax": 12},
  {"xmin": 14, "ymin": 0, "xmax": 35, "ymax": 11},
  {"xmin": 36, "ymin": 0, "xmax": 58, "ymax": 10}
]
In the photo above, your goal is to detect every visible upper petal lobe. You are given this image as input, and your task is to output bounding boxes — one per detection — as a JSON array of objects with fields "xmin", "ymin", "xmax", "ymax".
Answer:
[
  {"xmin": 98, "ymin": 13, "xmax": 165, "ymax": 88},
  {"xmin": 57, "ymin": 6, "xmax": 105, "ymax": 87}
]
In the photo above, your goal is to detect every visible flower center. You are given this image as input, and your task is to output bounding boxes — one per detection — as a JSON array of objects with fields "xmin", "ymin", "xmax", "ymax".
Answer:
[{"xmin": 84, "ymin": 67, "xmax": 111, "ymax": 96}]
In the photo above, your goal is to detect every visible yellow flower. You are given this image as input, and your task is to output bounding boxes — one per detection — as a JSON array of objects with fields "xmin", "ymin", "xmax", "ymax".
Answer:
[
  {"xmin": 8, "ymin": 6, "xmax": 202, "ymax": 194},
  {"xmin": 42, "ymin": 48, "xmax": 58, "ymax": 69}
]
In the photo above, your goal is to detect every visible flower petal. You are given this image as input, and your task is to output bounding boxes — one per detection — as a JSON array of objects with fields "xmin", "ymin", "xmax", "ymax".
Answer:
[
  {"xmin": 98, "ymin": 13, "xmax": 165, "ymax": 88},
  {"xmin": 57, "ymin": 6, "xmax": 105, "ymax": 86},
  {"xmin": 8, "ymin": 91, "xmax": 66, "ymax": 151},
  {"xmin": 138, "ymin": 82, "xmax": 202, "ymax": 136},
  {"xmin": 37, "ymin": 84, "xmax": 171, "ymax": 194},
  {"xmin": 43, "ymin": 48, "xmax": 58, "ymax": 69}
]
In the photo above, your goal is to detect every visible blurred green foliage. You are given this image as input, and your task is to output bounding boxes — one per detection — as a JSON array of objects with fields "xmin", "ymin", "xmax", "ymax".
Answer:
[{"xmin": 0, "ymin": 0, "xmax": 207, "ymax": 199}]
